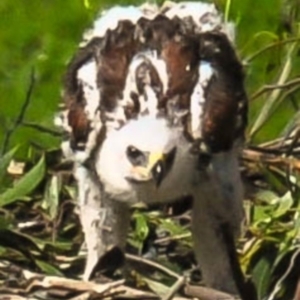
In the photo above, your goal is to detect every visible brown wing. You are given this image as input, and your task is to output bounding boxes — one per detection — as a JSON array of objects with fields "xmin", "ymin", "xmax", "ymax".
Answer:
[{"xmin": 199, "ymin": 32, "xmax": 247, "ymax": 152}]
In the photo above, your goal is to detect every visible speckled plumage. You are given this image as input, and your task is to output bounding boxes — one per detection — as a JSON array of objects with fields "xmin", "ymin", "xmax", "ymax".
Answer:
[{"xmin": 57, "ymin": 2, "xmax": 253, "ymax": 298}]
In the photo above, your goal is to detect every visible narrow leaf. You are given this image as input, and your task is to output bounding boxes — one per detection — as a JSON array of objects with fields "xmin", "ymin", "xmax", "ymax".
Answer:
[
  {"xmin": 252, "ymin": 256, "xmax": 272, "ymax": 299},
  {"xmin": 42, "ymin": 174, "xmax": 61, "ymax": 219},
  {"xmin": 0, "ymin": 155, "xmax": 45, "ymax": 206},
  {"xmin": 143, "ymin": 277, "xmax": 170, "ymax": 297},
  {"xmin": 36, "ymin": 259, "xmax": 63, "ymax": 276},
  {"xmin": 250, "ymin": 42, "xmax": 296, "ymax": 137},
  {"xmin": 272, "ymin": 191, "xmax": 293, "ymax": 218}
]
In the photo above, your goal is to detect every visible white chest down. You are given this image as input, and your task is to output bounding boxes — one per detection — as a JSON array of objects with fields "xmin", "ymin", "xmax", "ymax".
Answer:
[{"xmin": 75, "ymin": 118, "xmax": 245, "ymax": 296}]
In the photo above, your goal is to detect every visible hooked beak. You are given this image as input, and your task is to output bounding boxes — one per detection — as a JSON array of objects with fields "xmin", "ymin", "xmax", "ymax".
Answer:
[{"xmin": 130, "ymin": 148, "xmax": 176, "ymax": 187}]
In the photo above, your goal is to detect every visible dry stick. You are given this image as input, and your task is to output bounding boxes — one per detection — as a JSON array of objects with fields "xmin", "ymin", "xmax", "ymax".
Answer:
[
  {"xmin": 268, "ymin": 247, "xmax": 300, "ymax": 300},
  {"xmin": 251, "ymin": 77, "xmax": 300, "ymax": 101},
  {"xmin": 154, "ymin": 233, "xmax": 191, "ymax": 245},
  {"xmin": 185, "ymin": 284, "xmax": 239, "ymax": 300},
  {"xmin": 125, "ymin": 253, "xmax": 180, "ymax": 279},
  {"xmin": 1, "ymin": 68, "xmax": 35, "ymax": 155},
  {"xmin": 52, "ymin": 199, "xmax": 75, "ymax": 243},
  {"xmin": 68, "ymin": 291, "xmax": 91, "ymax": 300},
  {"xmin": 243, "ymin": 149, "xmax": 300, "ymax": 171},
  {"xmin": 126, "ymin": 254, "xmax": 239, "ymax": 300},
  {"xmin": 246, "ymin": 145, "xmax": 288, "ymax": 155},
  {"xmin": 294, "ymin": 278, "xmax": 300, "ymax": 300},
  {"xmin": 258, "ymin": 137, "xmax": 287, "ymax": 148},
  {"xmin": 25, "ymin": 276, "xmax": 124, "ymax": 294},
  {"xmin": 245, "ymin": 37, "xmax": 300, "ymax": 63},
  {"xmin": 0, "ymin": 295, "xmax": 28, "ymax": 300}
]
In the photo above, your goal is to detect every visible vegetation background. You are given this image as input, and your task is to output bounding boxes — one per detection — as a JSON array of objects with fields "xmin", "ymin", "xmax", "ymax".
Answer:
[{"xmin": 1, "ymin": 0, "xmax": 300, "ymax": 299}]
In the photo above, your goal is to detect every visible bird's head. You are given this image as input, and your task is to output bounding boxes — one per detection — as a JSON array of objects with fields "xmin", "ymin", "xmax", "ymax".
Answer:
[{"xmin": 96, "ymin": 116, "xmax": 181, "ymax": 197}]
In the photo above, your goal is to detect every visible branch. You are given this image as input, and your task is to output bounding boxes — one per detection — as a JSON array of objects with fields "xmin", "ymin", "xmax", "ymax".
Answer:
[
  {"xmin": 268, "ymin": 247, "xmax": 300, "ymax": 300},
  {"xmin": 293, "ymin": 278, "xmax": 300, "ymax": 300},
  {"xmin": 245, "ymin": 37, "xmax": 300, "ymax": 63},
  {"xmin": 250, "ymin": 77, "xmax": 300, "ymax": 101},
  {"xmin": 125, "ymin": 253, "xmax": 181, "ymax": 279},
  {"xmin": 185, "ymin": 284, "xmax": 240, "ymax": 300},
  {"xmin": 1, "ymin": 68, "xmax": 35, "ymax": 155}
]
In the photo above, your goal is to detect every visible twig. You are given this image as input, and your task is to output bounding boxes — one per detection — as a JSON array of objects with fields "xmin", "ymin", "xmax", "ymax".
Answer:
[
  {"xmin": 68, "ymin": 291, "xmax": 91, "ymax": 300},
  {"xmin": 162, "ymin": 276, "xmax": 186, "ymax": 300},
  {"xmin": 243, "ymin": 149, "xmax": 300, "ymax": 170},
  {"xmin": 268, "ymin": 247, "xmax": 300, "ymax": 300},
  {"xmin": 1, "ymin": 68, "xmax": 35, "ymax": 155},
  {"xmin": 0, "ymin": 295, "xmax": 28, "ymax": 300},
  {"xmin": 293, "ymin": 278, "xmax": 300, "ymax": 300},
  {"xmin": 52, "ymin": 199, "xmax": 75, "ymax": 243},
  {"xmin": 250, "ymin": 77, "xmax": 300, "ymax": 101},
  {"xmin": 245, "ymin": 37, "xmax": 300, "ymax": 63},
  {"xmin": 246, "ymin": 145, "xmax": 287, "ymax": 156},
  {"xmin": 125, "ymin": 253, "xmax": 180, "ymax": 279},
  {"xmin": 258, "ymin": 137, "xmax": 286, "ymax": 148},
  {"xmin": 25, "ymin": 276, "xmax": 124, "ymax": 294},
  {"xmin": 154, "ymin": 233, "xmax": 191, "ymax": 245},
  {"xmin": 185, "ymin": 284, "xmax": 240, "ymax": 300}
]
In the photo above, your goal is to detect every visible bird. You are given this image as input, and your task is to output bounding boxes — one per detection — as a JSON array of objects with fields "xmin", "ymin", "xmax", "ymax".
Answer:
[{"xmin": 56, "ymin": 1, "xmax": 253, "ymax": 298}]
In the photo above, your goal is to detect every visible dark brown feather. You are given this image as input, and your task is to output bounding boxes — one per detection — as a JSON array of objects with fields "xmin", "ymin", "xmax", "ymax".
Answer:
[{"xmin": 62, "ymin": 7, "xmax": 247, "ymax": 154}]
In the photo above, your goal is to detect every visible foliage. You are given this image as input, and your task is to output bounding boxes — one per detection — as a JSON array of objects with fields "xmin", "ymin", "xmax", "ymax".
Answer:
[{"xmin": 1, "ymin": 0, "xmax": 300, "ymax": 299}]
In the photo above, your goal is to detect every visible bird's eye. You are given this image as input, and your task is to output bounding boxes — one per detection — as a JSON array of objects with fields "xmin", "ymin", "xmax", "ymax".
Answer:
[
  {"xmin": 126, "ymin": 146, "xmax": 146, "ymax": 166},
  {"xmin": 127, "ymin": 146, "xmax": 141, "ymax": 159}
]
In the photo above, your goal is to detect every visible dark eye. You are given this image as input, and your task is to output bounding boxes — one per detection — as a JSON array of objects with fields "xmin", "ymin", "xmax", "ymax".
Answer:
[{"xmin": 126, "ymin": 146, "xmax": 146, "ymax": 166}]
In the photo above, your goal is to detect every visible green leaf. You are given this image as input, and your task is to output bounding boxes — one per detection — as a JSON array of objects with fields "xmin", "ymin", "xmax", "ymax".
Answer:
[
  {"xmin": 272, "ymin": 191, "xmax": 293, "ymax": 218},
  {"xmin": 241, "ymin": 238, "xmax": 263, "ymax": 270},
  {"xmin": 250, "ymin": 42, "xmax": 297, "ymax": 137},
  {"xmin": 64, "ymin": 185, "xmax": 77, "ymax": 201},
  {"xmin": 143, "ymin": 277, "xmax": 170, "ymax": 298},
  {"xmin": 134, "ymin": 212, "xmax": 149, "ymax": 242},
  {"xmin": 255, "ymin": 190, "xmax": 279, "ymax": 205},
  {"xmin": 42, "ymin": 174, "xmax": 62, "ymax": 219},
  {"xmin": 253, "ymin": 205, "xmax": 272, "ymax": 224},
  {"xmin": 83, "ymin": 0, "xmax": 91, "ymax": 9},
  {"xmin": 130, "ymin": 212, "xmax": 150, "ymax": 253},
  {"xmin": 35, "ymin": 259, "xmax": 63, "ymax": 276},
  {"xmin": 252, "ymin": 256, "xmax": 272, "ymax": 299},
  {"xmin": 159, "ymin": 218, "xmax": 187, "ymax": 236},
  {"xmin": 0, "ymin": 155, "xmax": 45, "ymax": 206},
  {"xmin": 0, "ymin": 215, "xmax": 12, "ymax": 230}
]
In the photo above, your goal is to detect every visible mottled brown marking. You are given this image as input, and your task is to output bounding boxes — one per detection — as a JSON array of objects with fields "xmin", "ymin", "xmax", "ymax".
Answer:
[
  {"xmin": 136, "ymin": 62, "xmax": 148, "ymax": 94},
  {"xmin": 130, "ymin": 91, "xmax": 140, "ymax": 113},
  {"xmin": 162, "ymin": 38, "xmax": 199, "ymax": 109},
  {"xmin": 64, "ymin": 38, "xmax": 103, "ymax": 99},
  {"xmin": 135, "ymin": 59, "xmax": 163, "ymax": 105},
  {"xmin": 148, "ymin": 61, "xmax": 164, "ymax": 98},
  {"xmin": 97, "ymin": 21, "xmax": 137, "ymax": 112},
  {"xmin": 136, "ymin": 15, "xmax": 177, "ymax": 52},
  {"xmin": 67, "ymin": 100, "xmax": 90, "ymax": 149},
  {"xmin": 63, "ymin": 39, "xmax": 104, "ymax": 150}
]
